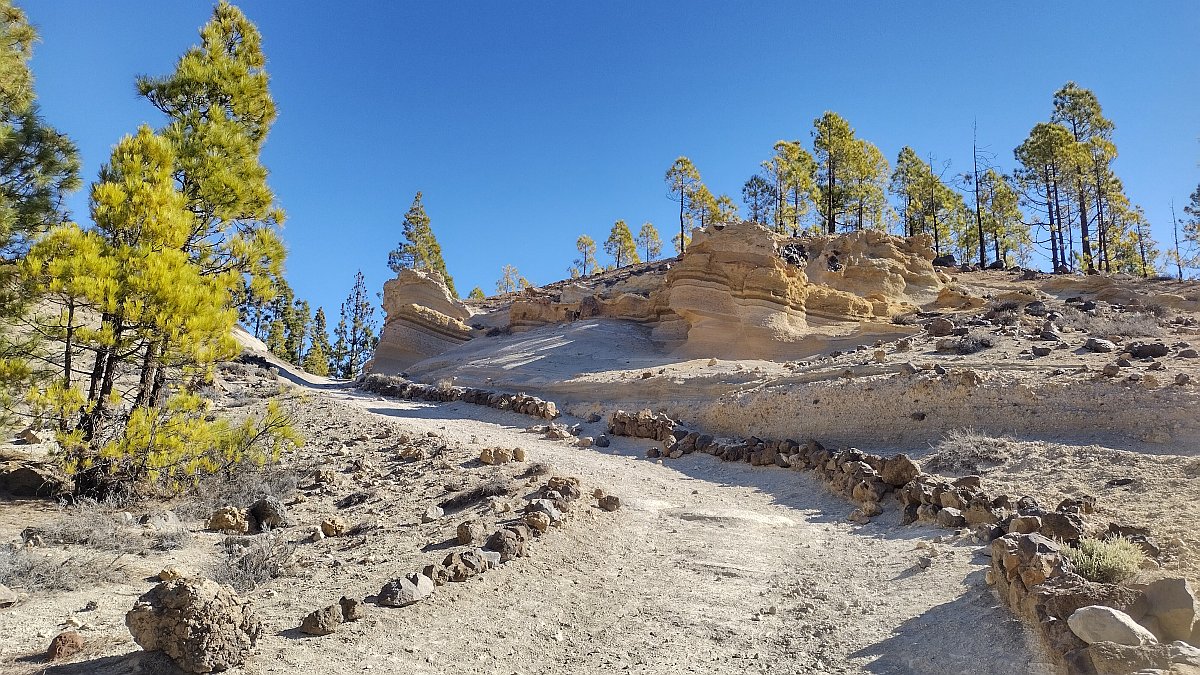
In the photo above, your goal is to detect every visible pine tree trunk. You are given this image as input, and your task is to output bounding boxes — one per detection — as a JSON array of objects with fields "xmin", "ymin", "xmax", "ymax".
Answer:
[{"xmin": 1076, "ymin": 171, "xmax": 1094, "ymax": 272}]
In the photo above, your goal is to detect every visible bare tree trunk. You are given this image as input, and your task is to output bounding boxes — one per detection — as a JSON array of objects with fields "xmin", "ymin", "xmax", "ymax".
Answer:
[
  {"xmin": 973, "ymin": 124, "xmax": 986, "ymax": 268},
  {"xmin": 1172, "ymin": 200, "xmax": 1184, "ymax": 279}
]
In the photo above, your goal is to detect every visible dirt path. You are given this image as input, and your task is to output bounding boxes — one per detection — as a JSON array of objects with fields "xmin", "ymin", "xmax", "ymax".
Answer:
[{"xmin": 252, "ymin": 388, "xmax": 1047, "ymax": 675}]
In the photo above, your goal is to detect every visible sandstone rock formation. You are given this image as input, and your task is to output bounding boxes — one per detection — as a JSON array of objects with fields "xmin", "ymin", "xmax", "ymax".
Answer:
[
  {"xmin": 371, "ymin": 268, "xmax": 474, "ymax": 372},
  {"xmin": 371, "ymin": 222, "xmax": 948, "ymax": 368},
  {"xmin": 126, "ymin": 578, "xmax": 262, "ymax": 673}
]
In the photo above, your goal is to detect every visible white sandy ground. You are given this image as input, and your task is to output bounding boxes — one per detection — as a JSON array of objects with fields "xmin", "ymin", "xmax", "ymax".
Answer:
[{"xmin": 0, "ymin": 382, "xmax": 1050, "ymax": 675}]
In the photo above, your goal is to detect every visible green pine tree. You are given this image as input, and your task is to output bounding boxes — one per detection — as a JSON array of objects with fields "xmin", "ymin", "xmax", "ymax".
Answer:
[{"xmin": 388, "ymin": 191, "xmax": 457, "ymax": 296}]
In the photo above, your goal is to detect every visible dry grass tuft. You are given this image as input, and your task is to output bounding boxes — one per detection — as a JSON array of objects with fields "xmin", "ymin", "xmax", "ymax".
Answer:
[
  {"xmin": 924, "ymin": 428, "xmax": 1014, "ymax": 474},
  {"xmin": 1058, "ymin": 307, "xmax": 1162, "ymax": 338},
  {"xmin": 210, "ymin": 535, "xmax": 296, "ymax": 592},
  {"xmin": 24, "ymin": 499, "xmax": 145, "ymax": 553},
  {"xmin": 180, "ymin": 466, "xmax": 301, "ymax": 520},
  {"xmin": 1061, "ymin": 537, "xmax": 1146, "ymax": 583},
  {"xmin": 0, "ymin": 545, "xmax": 129, "ymax": 592}
]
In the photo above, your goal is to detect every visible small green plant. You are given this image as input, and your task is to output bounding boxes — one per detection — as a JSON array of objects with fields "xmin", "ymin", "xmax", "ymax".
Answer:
[{"xmin": 1061, "ymin": 537, "xmax": 1146, "ymax": 583}]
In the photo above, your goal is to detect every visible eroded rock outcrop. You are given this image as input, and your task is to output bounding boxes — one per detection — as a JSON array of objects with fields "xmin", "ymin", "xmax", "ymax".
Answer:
[
  {"xmin": 371, "ymin": 268, "xmax": 474, "ymax": 372},
  {"xmin": 126, "ymin": 578, "xmax": 262, "ymax": 673},
  {"xmin": 371, "ymin": 222, "xmax": 949, "ymax": 367}
]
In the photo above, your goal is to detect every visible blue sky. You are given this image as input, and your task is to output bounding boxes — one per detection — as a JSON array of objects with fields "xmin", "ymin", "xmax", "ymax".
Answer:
[{"xmin": 24, "ymin": 2, "xmax": 1200, "ymax": 318}]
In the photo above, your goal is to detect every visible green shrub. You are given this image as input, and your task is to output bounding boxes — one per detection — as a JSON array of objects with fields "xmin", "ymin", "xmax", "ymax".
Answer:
[{"xmin": 1061, "ymin": 537, "xmax": 1145, "ymax": 583}]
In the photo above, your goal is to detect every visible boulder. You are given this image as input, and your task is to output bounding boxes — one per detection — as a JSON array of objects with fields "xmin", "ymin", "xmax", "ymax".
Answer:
[
  {"xmin": 248, "ymin": 496, "xmax": 289, "ymax": 531},
  {"xmin": 47, "ymin": 630, "xmax": 86, "ymax": 661},
  {"xmin": 0, "ymin": 456, "xmax": 72, "ymax": 497},
  {"xmin": 0, "ymin": 583, "xmax": 17, "ymax": 608},
  {"xmin": 299, "ymin": 604, "xmax": 343, "ymax": 636},
  {"xmin": 928, "ymin": 317, "xmax": 956, "ymax": 337},
  {"xmin": 1040, "ymin": 511, "xmax": 1085, "ymax": 544},
  {"xmin": 485, "ymin": 527, "xmax": 528, "ymax": 562},
  {"xmin": 1068, "ymin": 605, "xmax": 1158, "ymax": 646},
  {"xmin": 1071, "ymin": 641, "xmax": 1172, "ymax": 675},
  {"xmin": 1144, "ymin": 577, "xmax": 1198, "ymax": 642},
  {"xmin": 1085, "ymin": 338, "xmax": 1117, "ymax": 353},
  {"xmin": 126, "ymin": 578, "xmax": 262, "ymax": 674},
  {"xmin": 599, "ymin": 495, "xmax": 622, "ymax": 512},
  {"xmin": 1127, "ymin": 341, "xmax": 1170, "ymax": 358},
  {"xmin": 207, "ymin": 506, "xmax": 249, "ymax": 534},
  {"xmin": 456, "ymin": 519, "xmax": 486, "ymax": 545},
  {"xmin": 377, "ymin": 573, "xmax": 435, "ymax": 607},
  {"xmin": 339, "ymin": 596, "xmax": 366, "ymax": 622},
  {"xmin": 937, "ymin": 507, "xmax": 967, "ymax": 528},
  {"xmin": 880, "ymin": 454, "xmax": 920, "ymax": 487}
]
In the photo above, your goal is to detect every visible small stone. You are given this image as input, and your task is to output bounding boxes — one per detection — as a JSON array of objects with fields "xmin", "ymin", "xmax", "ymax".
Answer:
[
  {"xmin": 1067, "ymin": 605, "xmax": 1158, "ymax": 646},
  {"xmin": 1179, "ymin": 348, "xmax": 1199, "ymax": 358},
  {"xmin": 456, "ymin": 519, "xmax": 486, "ymax": 545},
  {"xmin": 157, "ymin": 567, "xmax": 183, "ymax": 582},
  {"xmin": 1032, "ymin": 345, "xmax": 1053, "ymax": 357},
  {"xmin": 592, "ymin": 488, "xmax": 606, "ymax": 499},
  {"xmin": 1102, "ymin": 364, "xmax": 1121, "ymax": 377},
  {"xmin": 599, "ymin": 495, "xmax": 621, "ymax": 512},
  {"xmin": 577, "ymin": 436, "xmax": 594, "ymax": 448},
  {"xmin": 917, "ymin": 556, "xmax": 933, "ymax": 570},
  {"xmin": 421, "ymin": 505, "xmax": 443, "ymax": 523},
  {"xmin": 377, "ymin": 573, "xmax": 435, "ymax": 607},
  {"xmin": 208, "ymin": 506, "xmax": 249, "ymax": 533},
  {"xmin": 300, "ymin": 604, "xmax": 343, "ymax": 636},
  {"xmin": 524, "ymin": 512, "xmax": 551, "ymax": 533},
  {"xmin": 594, "ymin": 435, "xmax": 610, "ymax": 448},
  {"xmin": 512, "ymin": 447, "xmax": 527, "ymax": 462},
  {"xmin": 47, "ymin": 631, "xmax": 85, "ymax": 661},
  {"xmin": 339, "ymin": 597, "xmax": 366, "ymax": 622},
  {"xmin": 320, "ymin": 517, "xmax": 349, "ymax": 537},
  {"xmin": 1176, "ymin": 373, "xmax": 1191, "ymax": 386},
  {"xmin": 0, "ymin": 583, "xmax": 16, "ymax": 608}
]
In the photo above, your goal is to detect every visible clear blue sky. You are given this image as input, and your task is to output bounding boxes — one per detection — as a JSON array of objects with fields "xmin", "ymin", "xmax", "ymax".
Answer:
[{"xmin": 24, "ymin": 2, "xmax": 1200, "ymax": 318}]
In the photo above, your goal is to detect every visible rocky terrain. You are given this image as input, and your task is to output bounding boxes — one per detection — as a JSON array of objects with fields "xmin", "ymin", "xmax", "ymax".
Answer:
[{"xmin": 1, "ymin": 222, "xmax": 1198, "ymax": 674}]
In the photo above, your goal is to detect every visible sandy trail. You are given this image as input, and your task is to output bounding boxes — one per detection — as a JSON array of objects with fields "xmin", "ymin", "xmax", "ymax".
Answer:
[{"xmin": 258, "ymin": 388, "xmax": 1047, "ymax": 675}]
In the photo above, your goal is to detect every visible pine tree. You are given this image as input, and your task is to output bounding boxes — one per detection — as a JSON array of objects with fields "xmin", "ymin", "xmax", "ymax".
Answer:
[
  {"xmin": 665, "ymin": 157, "xmax": 700, "ymax": 253},
  {"xmin": 335, "ymin": 270, "xmax": 376, "ymax": 378},
  {"xmin": 765, "ymin": 140, "xmax": 816, "ymax": 235},
  {"xmin": 387, "ymin": 191, "xmax": 456, "ymax": 296},
  {"xmin": 135, "ymin": 1, "xmax": 287, "ymax": 398},
  {"xmin": 714, "ymin": 195, "xmax": 739, "ymax": 228},
  {"xmin": 1015, "ymin": 122, "xmax": 1077, "ymax": 272},
  {"xmin": 0, "ymin": 0, "xmax": 80, "ymax": 259},
  {"xmin": 572, "ymin": 234, "xmax": 600, "ymax": 276},
  {"xmin": 467, "ymin": 287, "xmax": 486, "ymax": 301},
  {"xmin": 604, "ymin": 220, "xmax": 639, "ymax": 268},
  {"xmin": 22, "ymin": 126, "xmax": 295, "ymax": 489},
  {"xmin": 636, "ymin": 222, "xmax": 662, "ymax": 261},
  {"xmin": 1052, "ymin": 82, "xmax": 1114, "ymax": 274},
  {"xmin": 330, "ymin": 304, "xmax": 349, "ymax": 377},
  {"xmin": 742, "ymin": 175, "xmax": 774, "ymax": 224},
  {"xmin": 496, "ymin": 264, "xmax": 527, "ymax": 294},
  {"xmin": 305, "ymin": 306, "xmax": 332, "ymax": 375},
  {"xmin": 672, "ymin": 231, "xmax": 690, "ymax": 255}
]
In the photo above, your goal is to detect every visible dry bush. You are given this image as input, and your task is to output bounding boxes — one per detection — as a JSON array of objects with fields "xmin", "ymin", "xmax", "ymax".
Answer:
[
  {"xmin": 440, "ymin": 476, "xmax": 515, "ymax": 510},
  {"xmin": 924, "ymin": 428, "xmax": 1014, "ymax": 474},
  {"xmin": 1058, "ymin": 307, "xmax": 1162, "ymax": 338},
  {"xmin": 179, "ymin": 465, "xmax": 301, "ymax": 520},
  {"xmin": 148, "ymin": 527, "xmax": 193, "ymax": 551},
  {"xmin": 210, "ymin": 535, "xmax": 296, "ymax": 592},
  {"xmin": 942, "ymin": 334, "xmax": 994, "ymax": 355},
  {"xmin": 0, "ymin": 545, "xmax": 128, "ymax": 592},
  {"xmin": 1061, "ymin": 537, "xmax": 1146, "ymax": 583},
  {"xmin": 892, "ymin": 312, "xmax": 920, "ymax": 326},
  {"xmin": 24, "ymin": 498, "xmax": 145, "ymax": 553}
]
